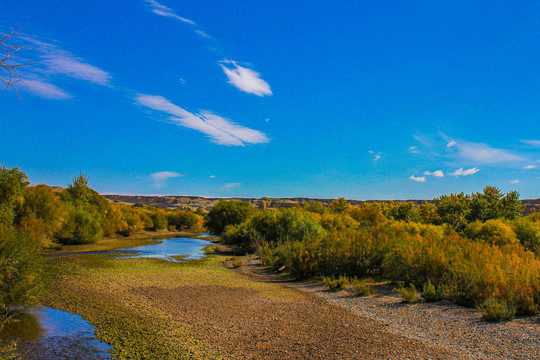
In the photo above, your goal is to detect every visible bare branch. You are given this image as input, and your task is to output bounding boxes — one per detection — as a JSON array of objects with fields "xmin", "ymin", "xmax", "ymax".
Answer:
[{"xmin": 0, "ymin": 28, "xmax": 32, "ymax": 98}]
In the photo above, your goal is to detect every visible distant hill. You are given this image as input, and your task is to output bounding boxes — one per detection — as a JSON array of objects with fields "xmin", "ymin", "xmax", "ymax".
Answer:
[{"xmin": 103, "ymin": 194, "xmax": 540, "ymax": 215}]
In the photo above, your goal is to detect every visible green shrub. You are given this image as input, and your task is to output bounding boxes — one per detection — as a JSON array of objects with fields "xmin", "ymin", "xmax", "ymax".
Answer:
[
  {"xmin": 56, "ymin": 205, "xmax": 103, "ymax": 244},
  {"xmin": 0, "ymin": 226, "xmax": 44, "ymax": 309},
  {"xmin": 464, "ymin": 219, "xmax": 518, "ymax": 247},
  {"xmin": 205, "ymin": 200, "xmax": 255, "ymax": 235},
  {"xmin": 322, "ymin": 276, "xmax": 349, "ymax": 292},
  {"xmin": 350, "ymin": 279, "xmax": 373, "ymax": 296},
  {"xmin": 478, "ymin": 298, "xmax": 516, "ymax": 321},
  {"xmin": 396, "ymin": 283, "xmax": 420, "ymax": 303},
  {"xmin": 512, "ymin": 217, "xmax": 540, "ymax": 252},
  {"xmin": 422, "ymin": 279, "xmax": 444, "ymax": 302}
]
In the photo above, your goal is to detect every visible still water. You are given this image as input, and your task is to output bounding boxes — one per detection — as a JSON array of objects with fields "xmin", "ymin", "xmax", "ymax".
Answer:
[
  {"xmin": 1, "ymin": 236, "xmax": 214, "ymax": 359},
  {"xmin": 122, "ymin": 236, "xmax": 214, "ymax": 261},
  {"xmin": 0, "ymin": 307, "xmax": 111, "ymax": 359}
]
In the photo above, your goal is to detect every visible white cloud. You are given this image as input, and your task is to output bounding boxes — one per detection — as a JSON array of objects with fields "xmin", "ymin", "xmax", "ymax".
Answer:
[
  {"xmin": 135, "ymin": 94, "xmax": 269, "ymax": 146},
  {"xmin": 409, "ymin": 146, "xmax": 420, "ymax": 154},
  {"xmin": 20, "ymin": 79, "xmax": 72, "ymax": 99},
  {"xmin": 424, "ymin": 170, "xmax": 444, "ymax": 177},
  {"xmin": 200, "ymin": 111, "xmax": 269, "ymax": 144},
  {"xmin": 521, "ymin": 139, "xmax": 540, "ymax": 147},
  {"xmin": 219, "ymin": 60, "xmax": 272, "ymax": 96},
  {"xmin": 151, "ymin": 171, "xmax": 182, "ymax": 180},
  {"xmin": 26, "ymin": 38, "xmax": 111, "ymax": 86},
  {"xmin": 524, "ymin": 165, "xmax": 537, "ymax": 169},
  {"xmin": 195, "ymin": 30, "xmax": 210, "ymax": 38},
  {"xmin": 368, "ymin": 151, "xmax": 381, "ymax": 162},
  {"xmin": 224, "ymin": 182, "xmax": 241, "ymax": 190},
  {"xmin": 509, "ymin": 179, "xmax": 519, "ymax": 184},
  {"xmin": 447, "ymin": 140, "xmax": 457, "ymax": 147},
  {"xmin": 150, "ymin": 171, "xmax": 183, "ymax": 188},
  {"xmin": 450, "ymin": 167, "xmax": 480, "ymax": 176},
  {"xmin": 209, "ymin": 175, "xmax": 216, "ymax": 178},
  {"xmin": 452, "ymin": 141, "xmax": 522, "ymax": 163},
  {"xmin": 409, "ymin": 175, "xmax": 426, "ymax": 182},
  {"xmin": 145, "ymin": 0, "xmax": 195, "ymax": 24}
]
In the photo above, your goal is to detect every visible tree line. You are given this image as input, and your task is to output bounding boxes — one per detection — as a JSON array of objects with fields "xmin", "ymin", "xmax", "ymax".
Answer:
[{"xmin": 207, "ymin": 188, "xmax": 539, "ymax": 321}]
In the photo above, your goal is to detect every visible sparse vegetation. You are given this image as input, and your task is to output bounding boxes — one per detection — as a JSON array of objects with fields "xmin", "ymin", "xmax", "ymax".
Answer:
[
  {"xmin": 478, "ymin": 298, "xmax": 516, "ymax": 322},
  {"xmin": 396, "ymin": 283, "xmax": 421, "ymax": 304},
  {"xmin": 322, "ymin": 276, "xmax": 350, "ymax": 292}
]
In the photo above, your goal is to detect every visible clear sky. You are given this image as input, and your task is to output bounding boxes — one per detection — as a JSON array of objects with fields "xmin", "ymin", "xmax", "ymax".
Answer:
[{"xmin": 1, "ymin": 1, "xmax": 539, "ymax": 199}]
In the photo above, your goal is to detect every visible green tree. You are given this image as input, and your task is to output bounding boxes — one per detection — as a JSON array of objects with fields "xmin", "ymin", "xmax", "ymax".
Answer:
[
  {"xmin": 205, "ymin": 200, "xmax": 255, "ymax": 235},
  {"xmin": 304, "ymin": 201, "xmax": 328, "ymax": 215},
  {"xmin": 64, "ymin": 173, "xmax": 92, "ymax": 203},
  {"xmin": 435, "ymin": 192, "xmax": 470, "ymax": 230},
  {"xmin": 15, "ymin": 185, "xmax": 66, "ymax": 246},
  {"xmin": 499, "ymin": 191, "xmax": 524, "ymax": 220},
  {"xmin": 330, "ymin": 197, "xmax": 350, "ymax": 214},
  {"xmin": 0, "ymin": 165, "xmax": 28, "ymax": 226}
]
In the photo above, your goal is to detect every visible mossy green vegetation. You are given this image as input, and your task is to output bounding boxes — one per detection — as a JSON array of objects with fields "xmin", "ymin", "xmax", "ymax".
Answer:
[{"xmin": 42, "ymin": 251, "xmax": 304, "ymax": 359}]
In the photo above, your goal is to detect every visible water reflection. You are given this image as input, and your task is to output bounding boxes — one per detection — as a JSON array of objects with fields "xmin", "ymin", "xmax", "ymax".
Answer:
[
  {"xmin": 0, "ymin": 307, "xmax": 111, "ymax": 359},
  {"xmin": 123, "ymin": 237, "xmax": 214, "ymax": 262}
]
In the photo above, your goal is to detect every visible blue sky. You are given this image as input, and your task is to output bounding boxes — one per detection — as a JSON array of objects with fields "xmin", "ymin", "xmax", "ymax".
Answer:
[{"xmin": 1, "ymin": 1, "xmax": 539, "ymax": 199}]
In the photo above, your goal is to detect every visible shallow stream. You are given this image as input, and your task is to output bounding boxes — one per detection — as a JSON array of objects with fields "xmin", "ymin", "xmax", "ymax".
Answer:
[{"xmin": 0, "ymin": 236, "xmax": 214, "ymax": 359}]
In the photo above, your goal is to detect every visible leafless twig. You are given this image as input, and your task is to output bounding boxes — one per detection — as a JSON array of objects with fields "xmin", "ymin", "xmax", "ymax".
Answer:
[{"xmin": 1, "ymin": 28, "xmax": 32, "ymax": 98}]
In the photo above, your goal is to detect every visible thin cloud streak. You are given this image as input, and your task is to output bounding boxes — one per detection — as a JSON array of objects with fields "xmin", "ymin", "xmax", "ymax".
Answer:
[
  {"xmin": 151, "ymin": 171, "xmax": 182, "ymax": 180},
  {"xmin": 145, "ymin": 0, "xmax": 195, "ymax": 24},
  {"xmin": 219, "ymin": 60, "xmax": 272, "ymax": 96},
  {"xmin": 409, "ymin": 175, "xmax": 426, "ymax": 182},
  {"xmin": 25, "ymin": 38, "xmax": 112, "ymax": 86},
  {"xmin": 135, "ymin": 94, "xmax": 269, "ymax": 146},
  {"xmin": 450, "ymin": 167, "xmax": 480, "ymax": 176},
  {"xmin": 20, "ymin": 79, "xmax": 72, "ymax": 99},
  {"xmin": 150, "ymin": 171, "xmax": 183, "ymax": 189},
  {"xmin": 424, "ymin": 170, "xmax": 444, "ymax": 177},
  {"xmin": 521, "ymin": 139, "xmax": 540, "ymax": 147},
  {"xmin": 452, "ymin": 141, "xmax": 522, "ymax": 163}
]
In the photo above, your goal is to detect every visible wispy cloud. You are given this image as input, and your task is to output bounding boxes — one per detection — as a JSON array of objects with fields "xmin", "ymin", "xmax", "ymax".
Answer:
[
  {"xmin": 224, "ymin": 182, "xmax": 241, "ymax": 190},
  {"xmin": 447, "ymin": 140, "xmax": 457, "ymax": 147},
  {"xmin": 25, "ymin": 38, "xmax": 112, "ymax": 86},
  {"xmin": 219, "ymin": 60, "xmax": 272, "ymax": 96},
  {"xmin": 209, "ymin": 175, "xmax": 216, "ymax": 178},
  {"xmin": 150, "ymin": 171, "xmax": 183, "ymax": 189},
  {"xmin": 521, "ymin": 139, "xmax": 540, "ymax": 147},
  {"xmin": 409, "ymin": 175, "xmax": 426, "ymax": 182},
  {"xmin": 368, "ymin": 151, "xmax": 382, "ymax": 162},
  {"xmin": 524, "ymin": 164, "xmax": 537, "ymax": 170},
  {"xmin": 424, "ymin": 170, "xmax": 444, "ymax": 177},
  {"xmin": 195, "ymin": 30, "xmax": 210, "ymax": 39},
  {"xmin": 452, "ymin": 141, "xmax": 522, "ymax": 163},
  {"xmin": 413, "ymin": 133, "xmax": 433, "ymax": 146},
  {"xmin": 144, "ymin": 0, "xmax": 195, "ymax": 24},
  {"xmin": 20, "ymin": 79, "xmax": 72, "ymax": 99},
  {"xmin": 409, "ymin": 146, "xmax": 420, "ymax": 154},
  {"xmin": 450, "ymin": 167, "xmax": 480, "ymax": 176},
  {"xmin": 135, "ymin": 94, "xmax": 270, "ymax": 146},
  {"xmin": 509, "ymin": 179, "xmax": 519, "ymax": 184}
]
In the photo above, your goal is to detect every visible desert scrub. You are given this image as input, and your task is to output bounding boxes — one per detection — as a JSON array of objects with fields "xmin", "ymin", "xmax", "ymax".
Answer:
[
  {"xmin": 322, "ymin": 276, "xmax": 349, "ymax": 292},
  {"xmin": 478, "ymin": 298, "xmax": 516, "ymax": 322},
  {"xmin": 422, "ymin": 279, "xmax": 444, "ymax": 302},
  {"xmin": 350, "ymin": 279, "xmax": 373, "ymax": 296},
  {"xmin": 396, "ymin": 283, "xmax": 421, "ymax": 304}
]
